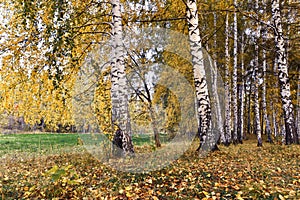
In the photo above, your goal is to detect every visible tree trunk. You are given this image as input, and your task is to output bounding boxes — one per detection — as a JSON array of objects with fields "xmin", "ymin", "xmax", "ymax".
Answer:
[
  {"xmin": 254, "ymin": 82, "xmax": 262, "ymax": 146},
  {"xmin": 111, "ymin": 0, "xmax": 134, "ymax": 156},
  {"xmin": 254, "ymin": 0, "xmax": 262, "ymax": 147},
  {"xmin": 232, "ymin": 0, "xmax": 238, "ymax": 145},
  {"xmin": 271, "ymin": 0, "xmax": 297, "ymax": 144},
  {"xmin": 213, "ymin": 12, "xmax": 225, "ymax": 144},
  {"xmin": 224, "ymin": 12, "xmax": 232, "ymax": 146},
  {"xmin": 237, "ymin": 28, "xmax": 245, "ymax": 143},
  {"xmin": 297, "ymin": 70, "xmax": 300, "ymax": 143},
  {"xmin": 262, "ymin": 29, "xmax": 273, "ymax": 143},
  {"xmin": 149, "ymin": 105, "xmax": 161, "ymax": 148},
  {"xmin": 246, "ymin": 88, "xmax": 251, "ymax": 137},
  {"xmin": 186, "ymin": 0, "xmax": 218, "ymax": 152},
  {"xmin": 271, "ymin": 99, "xmax": 279, "ymax": 140}
]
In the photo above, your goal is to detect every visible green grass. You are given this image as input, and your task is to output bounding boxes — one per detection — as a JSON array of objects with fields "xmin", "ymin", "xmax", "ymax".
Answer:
[
  {"xmin": 132, "ymin": 133, "xmax": 169, "ymax": 146},
  {"xmin": 0, "ymin": 133, "xmax": 171, "ymax": 156},
  {"xmin": 0, "ymin": 133, "xmax": 78, "ymax": 156}
]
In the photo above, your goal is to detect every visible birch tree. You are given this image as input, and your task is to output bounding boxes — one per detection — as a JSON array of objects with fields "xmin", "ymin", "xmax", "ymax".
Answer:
[
  {"xmin": 254, "ymin": 0, "xmax": 262, "ymax": 146},
  {"xmin": 111, "ymin": 0, "xmax": 134, "ymax": 155},
  {"xmin": 237, "ymin": 31, "xmax": 245, "ymax": 143},
  {"xmin": 186, "ymin": 0, "xmax": 218, "ymax": 151},
  {"xmin": 232, "ymin": 0, "xmax": 238, "ymax": 144},
  {"xmin": 271, "ymin": 0, "xmax": 297, "ymax": 144},
  {"xmin": 224, "ymin": 12, "xmax": 232, "ymax": 145},
  {"xmin": 0, "ymin": 0, "xmax": 107, "ymax": 131}
]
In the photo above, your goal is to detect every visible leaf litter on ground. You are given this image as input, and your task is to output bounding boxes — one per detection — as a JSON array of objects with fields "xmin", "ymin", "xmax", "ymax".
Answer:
[{"xmin": 0, "ymin": 138, "xmax": 299, "ymax": 199}]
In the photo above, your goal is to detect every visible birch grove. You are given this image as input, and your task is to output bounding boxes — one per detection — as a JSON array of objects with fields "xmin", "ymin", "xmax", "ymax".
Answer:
[{"xmin": 0, "ymin": 0, "xmax": 299, "ymax": 153}]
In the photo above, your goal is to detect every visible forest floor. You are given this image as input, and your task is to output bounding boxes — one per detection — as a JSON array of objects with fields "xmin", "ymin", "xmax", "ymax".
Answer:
[{"xmin": 0, "ymin": 133, "xmax": 299, "ymax": 199}]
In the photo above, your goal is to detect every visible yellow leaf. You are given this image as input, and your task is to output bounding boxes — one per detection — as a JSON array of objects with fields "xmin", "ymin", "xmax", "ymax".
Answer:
[
  {"xmin": 152, "ymin": 196, "xmax": 159, "ymax": 200},
  {"xmin": 189, "ymin": 185, "xmax": 195, "ymax": 189},
  {"xmin": 236, "ymin": 192, "xmax": 244, "ymax": 200},
  {"xmin": 277, "ymin": 167, "xmax": 282, "ymax": 173},
  {"xmin": 125, "ymin": 186, "xmax": 132, "ymax": 191},
  {"xmin": 202, "ymin": 191, "xmax": 209, "ymax": 197},
  {"xmin": 24, "ymin": 191, "xmax": 31, "ymax": 197},
  {"xmin": 126, "ymin": 192, "xmax": 134, "ymax": 198},
  {"xmin": 148, "ymin": 189, "xmax": 154, "ymax": 195}
]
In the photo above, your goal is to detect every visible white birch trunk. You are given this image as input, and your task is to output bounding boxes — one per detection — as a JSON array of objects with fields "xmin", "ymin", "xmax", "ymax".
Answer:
[
  {"xmin": 111, "ymin": 0, "xmax": 134, "ymax": 155},
  {"xmin": 186, "ymin": 0, "xmax": 218, "ymax": 151},
  {"xmin": 238, "ymin": 33, "xmax": 245, "ymax": 142},
  {"xmin": 232, "ymin": 0, "xmax": 238, "ymax": 144},
  {"xmin": 254, "ymin": 79, "xmax": 262, "ymax": 146},
  {"xmin": 271, "ymin": 0, "xmax": 297, "ymax": 144},
  {"xmin": 224, "ymin": 12, "xmax": 232, "ymax": 145},
  {"xmin": 246, "ymin": 91, "xmax": 251, "ymax": 136},
  {"xmin": 254, "ymin": 0, "xmax": 262, "ymax": 146}
]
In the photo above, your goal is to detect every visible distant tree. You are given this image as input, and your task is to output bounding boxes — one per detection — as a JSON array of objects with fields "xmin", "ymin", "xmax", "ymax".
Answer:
[
  {"xmin": 224, "ymin": 12, "xmax": 232, "ymax": 146},
  {"xmin": 261, "ymin": 26, "xmax": 273, "ymax": 143},
  {"xmin": 254, "ymin": 0, "xmax": 262, "ymax": 147}
]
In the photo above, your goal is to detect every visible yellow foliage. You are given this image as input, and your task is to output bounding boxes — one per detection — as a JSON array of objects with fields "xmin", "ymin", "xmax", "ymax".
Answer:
[
  {"xmin": 0, "ymin": 0, "xmax": 110, "ymax": 131},
  {"xmin": 93, "ymin": 67, "xmax": 114, "ymax": 138}
]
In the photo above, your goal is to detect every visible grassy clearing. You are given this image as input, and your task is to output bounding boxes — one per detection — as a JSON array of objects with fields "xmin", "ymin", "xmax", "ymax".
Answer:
[
  {"xmin": 0, "ymin": 134, "xmax": 299, "ymax": 199},
  {"xmin": 0, "ymin": 133, "xmax": 170, "ymax": 156},
  {"xmin": 0, "ymin": 133, "xmax": 78, "ymax": 156}
]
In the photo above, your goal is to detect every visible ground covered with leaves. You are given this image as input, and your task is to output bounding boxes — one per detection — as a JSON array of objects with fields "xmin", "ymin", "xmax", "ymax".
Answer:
[{"xmin": 0, "ymin": 138, "xmax": 299, "ymax": 199}]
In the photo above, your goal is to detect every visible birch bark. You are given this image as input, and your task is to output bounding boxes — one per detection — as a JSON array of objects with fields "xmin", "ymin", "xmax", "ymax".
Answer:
[
  {"xmin": 111, "ymin": 0, "xmax": 134, "ymax": 155},
  {"xmin": 237, "ymin": 33, "xmax": 245, "ymax": 143},
  {"xmin": 271, "ymin": 0, "xmax": 297, "ymax": 144},
  {"xmin": 186, "ymin": 0, "xmax": 218, "ymax": 151},
  {"xmin": 254, "ymin": 0, "xmax": 262, "ymax": 146},
  {"xmin": 232, "ymin": 0, "xmax": 238, "ymax": 144},
  {"xmin": 224, "ymin": 12, "xmax": 232, "ymax": 145}
]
